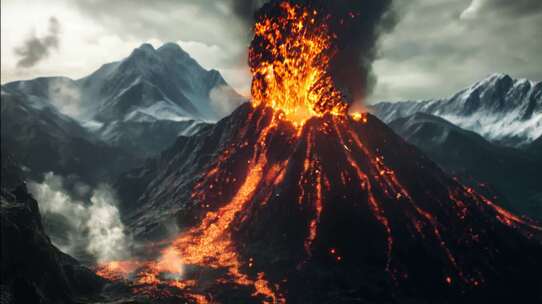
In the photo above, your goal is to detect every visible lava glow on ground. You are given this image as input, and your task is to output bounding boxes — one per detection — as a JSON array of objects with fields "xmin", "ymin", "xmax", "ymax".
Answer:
[{"xmin": 94, "ymin": 1, "xmax": 541, "ymax": 303}]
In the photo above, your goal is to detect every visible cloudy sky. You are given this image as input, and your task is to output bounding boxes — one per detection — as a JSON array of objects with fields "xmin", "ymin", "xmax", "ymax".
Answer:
[{"xmin": 1, "ymin": 0, "xmax": 541, "ymax": 103}]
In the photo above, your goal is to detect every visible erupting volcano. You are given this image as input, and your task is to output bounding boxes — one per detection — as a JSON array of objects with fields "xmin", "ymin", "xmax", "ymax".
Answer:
[{"xmin": 95, "ymin": 1, "xmax": 542, "ymax": 303}]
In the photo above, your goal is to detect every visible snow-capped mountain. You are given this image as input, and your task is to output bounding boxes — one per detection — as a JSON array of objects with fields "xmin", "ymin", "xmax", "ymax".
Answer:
[
  {"xmin": 3, "ymin": 43, "xmax": 244, "ymax": 123},
  {"xmin": 388, "ymin": 112, "xmax": 542, "ymax": 220},
  {"xmin": 2, "ymin": 42, "xmax": 244, "ymax": 157},
  {"xmin": 78, "ymin": 42, "xmax": 244, "ymax": 122},
  {"xmin": 372, "ymin": 74, "xmax": 542, "ymax": 146}
]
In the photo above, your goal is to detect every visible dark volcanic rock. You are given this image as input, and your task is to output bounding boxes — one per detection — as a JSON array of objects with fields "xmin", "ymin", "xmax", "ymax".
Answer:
[
  {"xmin": 0, "ymin": 159, "xmax": 105, "ymax": 304},
  {"xmin": 115, "ymin": 104, "xmax": 251, "ymax": 237},
  {"xmin": 115, "ymin": 104, "xmax": 542, "ymax": 303},
  {"xmin": 388, "ymin": 112, "xmax": 542, "ymax": 220}
]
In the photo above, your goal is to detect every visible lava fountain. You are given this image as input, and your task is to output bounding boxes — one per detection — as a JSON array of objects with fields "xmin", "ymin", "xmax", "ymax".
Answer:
[{"xmin": 249, "ymin": 1, "xmax": 348, "ymax": 126}]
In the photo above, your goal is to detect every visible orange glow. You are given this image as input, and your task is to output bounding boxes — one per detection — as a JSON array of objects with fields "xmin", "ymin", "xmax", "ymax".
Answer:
[
  {"xmin": 333, "ymin": 117, "xmax": 393, "ymax": 270},
  {"xmin": 249, "ymin": 1, "xmax": 348, "ymax": 126},
  {"xmin": 95, "ymin": 116, "xmax": 287, "ymax": 302},
  {"xmin": 164, "ymin": 115, "xmax": 285, "ymax": 303},
  {"xmin": 95, "ymin": 260, "xmax": 142, "ymax": 281},
  {"xmin": 350, "ymin": 112, "xmax": 368, "ymax": 123},
  {"xmin": 304, "ymin": 162, "xmax": 323, "ymax": 254}
]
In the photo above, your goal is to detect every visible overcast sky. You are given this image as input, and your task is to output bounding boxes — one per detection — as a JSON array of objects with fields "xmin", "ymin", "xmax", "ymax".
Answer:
[{"xmin": 1, "ymin": 0, "xmax": 541, "ymax": 103}]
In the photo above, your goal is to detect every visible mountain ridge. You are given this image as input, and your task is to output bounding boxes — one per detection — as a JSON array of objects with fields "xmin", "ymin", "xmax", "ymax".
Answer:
[
  {"xmin": 1, "ymin": 42, "xmax": 243, "ymax": 160},
  {"xmin": 4, "ymin": 42, "xmax": 243, "ymax": 123},
  {"xmin": 372, "ymin": 73, "xmax": 542, "ymax": 146},
  {"xmin": 388, "ymin": 112, "xmax": 542, "ymax": 220}
]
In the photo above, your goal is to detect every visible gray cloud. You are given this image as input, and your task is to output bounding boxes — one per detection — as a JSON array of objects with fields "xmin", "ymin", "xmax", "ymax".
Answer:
[
  {"xmin": 69, "ymin": 0, "xmax": 399, "ymax": 102},
  {"xmin": 461, "ymin": 0, "xmax": 542, "ymax": 19},
  {"xmin": 368, "ymin": 0, "xmax": 542, "ymax": 102},
  {"xmin": 68, "ymin": 0, "xmax": 251, "ymax": 69},
  {"xmin": 3, "ymin": 0, "xmax": 541, "ymax": 104},
  {"xmin": 14, "ymin": 16, "xmax": 61, "ymax": 68}
]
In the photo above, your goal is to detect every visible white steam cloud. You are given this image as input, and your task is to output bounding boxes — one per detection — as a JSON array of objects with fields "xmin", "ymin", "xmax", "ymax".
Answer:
[
  {"xmin": 27, "ymin": 172, "xmax": 130, "ymax": 263},
  {"xmin": 209, "ymin": 84, "xmax": 246, "ymax": 118},
  {"xmin": 47, "ymin": 78, "xmax": 83, "ymax": 118}
]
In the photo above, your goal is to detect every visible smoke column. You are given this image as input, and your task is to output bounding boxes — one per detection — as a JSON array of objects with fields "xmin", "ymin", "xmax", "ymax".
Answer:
[{"xmin": 232, "ymin": 0, "xmax": 397, "ymax": 104}]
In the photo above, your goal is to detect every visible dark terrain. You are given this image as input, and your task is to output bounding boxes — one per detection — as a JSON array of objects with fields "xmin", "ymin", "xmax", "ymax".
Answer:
[{"xmin": 113, "ymin": 104, "xmax": 542, "ymax": 303}]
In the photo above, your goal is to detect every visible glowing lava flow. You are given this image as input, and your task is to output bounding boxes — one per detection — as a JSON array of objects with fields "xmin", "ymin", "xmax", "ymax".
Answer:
[
  {"xmin": 167, "ymin": 117, "xmax": 286, "ymax": 303},
  {"xmin": 332, "ymin": 118, "xmax": 393, "ymax": 271}
]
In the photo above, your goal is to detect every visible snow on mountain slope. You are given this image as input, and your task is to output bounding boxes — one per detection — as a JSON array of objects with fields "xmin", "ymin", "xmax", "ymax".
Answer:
[
  {"xmin": 2, "ymin": 42, "xmax": 245, "ymax": 157},
  {"xmin": 1, "ymin": 90, "xmax": 139, "ymax": 183},
  {"xmin": 388, "ymin": 112, "xmax": 542, "ymax": 220},
  {"xmin": 4, "ymin": 43, "xmax": 244, "ymax": 123},
  {"xmin": 372, "ymin": 74, "xmax": 542, "ymax": 146},
  {"xmin": 78, "ymin": 42, "xmax": 244, "ymax": 122},
  {"xmin": 97, "ymin": 118, "xmax": 209, "ymax": 157}
]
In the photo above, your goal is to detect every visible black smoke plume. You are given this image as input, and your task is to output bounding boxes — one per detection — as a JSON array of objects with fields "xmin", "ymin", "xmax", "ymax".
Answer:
[
  {"xmin": 232, "ymin": 0, "xmax": 397, "ymax": 104},
  {"xmin": 14, "ymin": 17, "xmax": 61, "ymax": 68}
]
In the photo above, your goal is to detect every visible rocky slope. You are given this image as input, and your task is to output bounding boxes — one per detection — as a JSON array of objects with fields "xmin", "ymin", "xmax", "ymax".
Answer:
[
  {"xmin": 1, "ymin": 90, "xmax": 139, "ymax": 185},
  {"xmin": 111, "ymin": 104, "xmax": 542, "ymax": 303},
  {"xmin": 0, "ymin": 155, "xmax": 105, "ymax": 304},
  {"xmin": 372, "ymin": 73, "xmax": 542, "ymax": 146},
  {"xmin": 388, "ymin": 112, "xmax": 542, "ymax": 220},
  {"xmin": 1, "ymin": 42, "xmax": 243, "ymax": 158}
]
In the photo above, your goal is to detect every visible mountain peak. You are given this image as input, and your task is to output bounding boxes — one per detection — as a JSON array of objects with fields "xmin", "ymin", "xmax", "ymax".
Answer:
[
  {"xmin": 486, "ymin": 72, "xmax": 512, "ymax": 81},
  {"xmin": 138, "ymin": 43, "xmax": 155, "ymax": 52},
  {"xmin": 131, "ymin": 43, "xmax": 156, "ymax": 57},
  {"xmin": 156, "ymin": 42, "xmax": 189, "ymax": 59},
  {"xmin": 372, "ymin": 73, "xmax": 542, "ymax": 146},
  {"xmin": 476, "ymin": 73, "xmax": 514, "ymax": 89},
  {"xmin": 157, "ymin": 42, "xmax": 182, "ymax": 52},
  {"xmin": 125, "ymin": 43, "xmax": 159, "ymax": 65}
]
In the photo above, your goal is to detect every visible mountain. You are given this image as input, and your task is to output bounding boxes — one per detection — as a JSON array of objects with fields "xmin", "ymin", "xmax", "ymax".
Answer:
[
  {"xmin": 388, "ymin": 112, "xmax": 542, "ymax": 220},
  {"xmin": 96, "ymin": 115, "xmax": 209, "ymax": 157},
  {"xmin": 1, "ymin": 155, "xmax": 105, "ymax": 303},
  {"xmin": 115, "ymin": 104, "xmax": 254, "ymax": 226},
  {"xmin": 2, "ymin": 42, "xmax": 244, "ymax": 157},
  {"xmin": 78, "ymin": 42, "xmax": 243, "ymax": 123},
  {"xmin": 106, "ymin": 104, "xmax": 542, "ymax": 303},
  {"xmin": 1, "ymin": 89, "xmax": 139, "ymax": 185},
  {"xmin": 3, "ymin": 43, "xmax": 243, "ymax": 123},
  {"xmin": 372, "ymin": 73, "xmax": 542, "ymax": 146}
]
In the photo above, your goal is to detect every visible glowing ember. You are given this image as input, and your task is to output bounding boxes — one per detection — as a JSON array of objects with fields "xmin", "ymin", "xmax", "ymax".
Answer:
[
  {"xmin": 249, "ymin": 2, "xmax": 348, "ymax": 126},
  {"xmin": 95, "ymin": 260, "xmax": 142, "ymax": 281}
]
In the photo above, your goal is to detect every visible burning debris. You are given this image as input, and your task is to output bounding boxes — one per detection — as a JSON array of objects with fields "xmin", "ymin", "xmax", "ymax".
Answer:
[
  {"xmin": 94, "ymin": 1, "xmax": 542, "ymax": 303},
  {"xmin": 249, "ymin": 2, "xmax": 347, "ymax": 125}
]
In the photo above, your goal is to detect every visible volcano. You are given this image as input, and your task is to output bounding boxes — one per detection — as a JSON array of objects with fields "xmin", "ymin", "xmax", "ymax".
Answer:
[
  {"xmin": 95, "ymin": 2, "xmax": 542, "ymax": 303},
  {"xmin": 100, "ymin": 103, "xmax": 542, "ymax": 303}
]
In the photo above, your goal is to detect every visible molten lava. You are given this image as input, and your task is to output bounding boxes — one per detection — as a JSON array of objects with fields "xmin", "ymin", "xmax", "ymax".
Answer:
[
  {"xmin": 94, "ymin": 1, "xmax": 542, "ymax": 303},
  {"xmin": 249, "ymin": 2, "xmax": 348, "ymax": 126}
]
